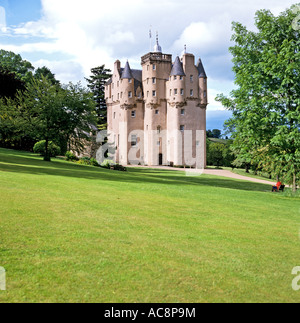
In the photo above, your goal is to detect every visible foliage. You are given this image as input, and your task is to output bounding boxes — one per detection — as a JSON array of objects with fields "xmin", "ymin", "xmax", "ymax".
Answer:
[
  {"xmin": 207, "ymin": 140, "xmax": 234, "ymax": 167},
  {"xmin": 0, "ymin": 50, "xmax": 34, "ymax": 83},
  {"xmin": 33, "ymin": 140, "xmax": 61, "ymax": 157},
  {"xmin": 216, "ymin": 4, "xmax": 300, "ymax": 191},
  {"xmin": 34, "ymin": 66, "xmax": 60, "ymax": 86},
  {"xmin": 65, "ymin": 151, "xmax": 79, "ymax": 162},
  {"xmin": 207, "ymin": 129, "xmax": 222, "ymax": 139},
  {"xmin": 85, "ymin": 65, "xmax": 112, "ymax": 129}
]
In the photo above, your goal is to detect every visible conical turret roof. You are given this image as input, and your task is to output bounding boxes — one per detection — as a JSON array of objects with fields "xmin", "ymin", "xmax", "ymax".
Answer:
[
  {"xmin": 197, "ymin": 58, "xmax": 207, "ymax": 78},
  {"xmin": 170, "ymin": 56, "xmax": 186, "ymax": 76},
  {"xmin": 121, "ymin": 61, "xmax": 133, "ymax": 79}
]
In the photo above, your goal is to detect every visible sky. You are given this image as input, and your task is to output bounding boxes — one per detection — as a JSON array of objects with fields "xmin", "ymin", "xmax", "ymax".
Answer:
[{"xmin": 0, "ymin": 0, "xmax": 297, "ymax": 131}]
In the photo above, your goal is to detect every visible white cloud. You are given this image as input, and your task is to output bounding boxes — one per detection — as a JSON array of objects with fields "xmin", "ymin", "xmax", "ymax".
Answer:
[
  {"xmin": 0, "ymin": 6, "xmax": 7, "ymax": 33},
  {"xmin": 0, "ymin": 0, "xmax": 298, "ymax": 85}
]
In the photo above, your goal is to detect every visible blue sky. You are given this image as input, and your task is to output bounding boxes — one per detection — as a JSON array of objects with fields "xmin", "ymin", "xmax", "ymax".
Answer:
[{"xmin": 0, "ymin": 0, "xmax": 298, "ymax": 131}]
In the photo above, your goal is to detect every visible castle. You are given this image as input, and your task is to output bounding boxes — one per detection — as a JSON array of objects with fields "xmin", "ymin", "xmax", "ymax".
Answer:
[{"xmin": 104, "ymin": 37, "xmax": 208, "ymax": 168}]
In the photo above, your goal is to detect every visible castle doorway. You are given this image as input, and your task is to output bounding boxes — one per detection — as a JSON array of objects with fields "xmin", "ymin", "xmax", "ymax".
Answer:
[{"xmin": 159, "ymin": 154, "xmax": 163, "ymax": 166}]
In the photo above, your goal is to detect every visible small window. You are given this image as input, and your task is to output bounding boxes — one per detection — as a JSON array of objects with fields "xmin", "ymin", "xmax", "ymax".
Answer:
[
  {"xmin": 180, "ymin": 76, "xmax": 183, "ymax": 80},
  {"xmin": 120, "ymin": 92, "xmax": 123, "ymax": 98},
  {"xmin": 152, "ymin": 78, "xmax": 156, "ymax": 84},
  {"xmin": 117, "ymin": 81, "xmax": 119, "ymax": 87},
  {"xmin": 180, "ymin": 89, "xmax": 184, "ymax": 96},
  {"xmin": 174, "ymin": 89, "xmax": 178, "ymax": 95},
  {"xmin": 181, "ymin": 109, "xmax": 185, "ymax": 116},
  {"xmin": 153, "ymin": 64, "xmax": 156, "ymax": 70},
  {"xmin": 190, "ymin": 89, "xmax": 193, "ymax": 97},
  {"xmin": 170, "ymin": 89, "xmax": 172, "ymax": 96},
  {"xmin": 196, "ymin": 141, "xmax": 200, "ymax": 147},
  {"xmin": 131, "ymin": 111, "xmax": 136, "ymax": 118},
  {"xmin": 157, "ymin": 141, "xmax": 161, "ymax": 146},
  {"xmin": 204, "ymin": 91, "xmax": 207, "ymax": 98},
  {"xmin": 128, "ymin": 91, "xmax": 132, "ymax": 98},
  {"xmin": 129, "ymin": 79, "xmax": 132, "ymax": 83},
  {"xmin": 157, "ymin": 126, "xmax": 161, "ymax": 134},
  {"xmin": 180, "ymin": 125, "xmax": 185, "ymax": 132},
  {"xmin": 152, "ymin": 90, "xmax": 156, "ymax": 97},
  {"xmin": 114, "ymin": 112, "xmax": 116, "ymax": 119},
  {"xmin": 147, "ymin": 91, "xmax": 149, "ymax": 97},
  {"xmin": 155, "ymin": 110, "xmax": 159, "ymax": 115},
  {"xmin": 131, "ymin": 135, "xmax": 137, "ymax": 147},
  {"xmin": 117, "ymin": 93, "xmax": 119, "ymax": 100},
  {"xmin": 190, "ymin": 75, "xmax": 193, "ymax": 82},
  {"xmin": 174, "ymin": 76, "xmax": 177, "ymax": 80}
]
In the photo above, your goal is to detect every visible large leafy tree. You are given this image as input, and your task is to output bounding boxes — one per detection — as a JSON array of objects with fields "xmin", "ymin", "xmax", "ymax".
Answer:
[
  {"xmin": 217, "ymin": 5, "xmax": 300, "ymax": 191},
  {"xmin": 16, "ymin": 77, "xmax": 96, "ymax": 161},
  {"xmin": 0, "ymin": 50, "xmax": 34, "ymax": 83},
  {"xmin": 34, "ymin": 66, "xmax": 60, "ymax": 86},
  {"xmin": 85, "ymin": 65, "xmax": 111, "ymax": 129}
]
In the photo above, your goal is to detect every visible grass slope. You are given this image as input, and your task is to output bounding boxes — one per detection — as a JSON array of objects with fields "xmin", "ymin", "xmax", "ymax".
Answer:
[{"xmin": 0, "ymin": 148, "xmax": 299, "ymax": 303}]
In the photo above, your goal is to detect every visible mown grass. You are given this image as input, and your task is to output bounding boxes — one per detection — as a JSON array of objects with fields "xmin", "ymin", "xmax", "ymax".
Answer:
[{"xmin": 0, "ymin": 148, "xmax": 299, "ymax": 303}]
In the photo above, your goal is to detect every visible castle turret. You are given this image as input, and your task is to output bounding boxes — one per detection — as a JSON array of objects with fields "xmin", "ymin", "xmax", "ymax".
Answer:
[
  {"xmin": 168, "ymin": 56, "xmax": 186, "ymax": 105},
  {"xmin": 197, "ymin": 58, "xmax": 208, "ymax": 106},
  {"xmin": 120, "ymin": 61, "xmax": 135, "ymax": 107}
]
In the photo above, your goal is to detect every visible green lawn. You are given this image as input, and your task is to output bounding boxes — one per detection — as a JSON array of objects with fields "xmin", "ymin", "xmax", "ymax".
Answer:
[{"xmin": 0, "ymin": 148, "xmax": 299, "ymax": 303}]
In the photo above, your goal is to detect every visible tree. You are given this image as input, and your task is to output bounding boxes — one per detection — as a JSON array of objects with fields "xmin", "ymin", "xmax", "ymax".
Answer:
[
  {"xmin": 16, "ymin": 77, "xmax": 97, "ymax": 161},
  {"xmin": 216, "ymin": 5, "xmax": 300, "ymax": 191},
  {"xmin": 85, "ymin": 65, "xmax": 111, "ymax": 129},
  {"xmin": 34, "ymin": 66, "xmax": 60, "ymax": 86},
  {"xmin": 0, "ymin": 50, "xmax": 34, "ymax": 83}
]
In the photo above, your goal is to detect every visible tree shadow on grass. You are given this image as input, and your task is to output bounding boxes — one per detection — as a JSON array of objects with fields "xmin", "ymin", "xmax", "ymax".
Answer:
[{"xmin": 0, "ymin": 150, "xmax": 272, "ymax": 193}]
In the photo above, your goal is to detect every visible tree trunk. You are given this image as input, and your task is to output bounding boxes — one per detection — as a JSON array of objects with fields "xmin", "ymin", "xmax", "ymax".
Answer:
[
  {"xmin": 44, "ymin": 137, "xmax": 51, "ymax": 162},
  {"xmin": 293, "ymin": 173, "xmax": 296, "ymax": 193}
]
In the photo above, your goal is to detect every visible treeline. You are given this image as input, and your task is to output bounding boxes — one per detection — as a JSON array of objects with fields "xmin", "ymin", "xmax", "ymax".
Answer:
[{"xmin": 0, "ymin": 50, "xmax": 111, "ymax": 160}]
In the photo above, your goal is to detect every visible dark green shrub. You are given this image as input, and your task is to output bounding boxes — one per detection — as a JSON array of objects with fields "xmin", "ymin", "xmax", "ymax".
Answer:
[
  {"xmin": 90, "ymin": 158, "xmax": 100, "ymax": 167},
  {"xmin": 65, "ymin": 151, "xmax": 79, "ymax": 161},
  {"xmin": 33, "ymin": 140, "xmax": 61, "ymax": 157}
]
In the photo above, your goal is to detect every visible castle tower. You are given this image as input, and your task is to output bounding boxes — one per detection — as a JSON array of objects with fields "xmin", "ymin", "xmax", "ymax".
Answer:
[{"xmin": 141, "ymin": 35, "xmax": 172, "ymax": 166}]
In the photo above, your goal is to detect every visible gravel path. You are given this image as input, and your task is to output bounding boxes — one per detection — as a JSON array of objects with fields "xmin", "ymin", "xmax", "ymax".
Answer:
[{"xmin": 127, "ymin": 165, "xmax": 276, "ymax": 186}]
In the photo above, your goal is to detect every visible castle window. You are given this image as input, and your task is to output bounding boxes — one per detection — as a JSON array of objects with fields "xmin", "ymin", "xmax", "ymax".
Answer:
[
  {"xmin": 131, "ymin": 135, "xmax": 137, "ymax": 147},
  {"xmin": 170, "ymin": 89, "xmax": 172, "ymax": 96},
  {"xmin": 147, "ymin": 91, "xmax": 149, "ymax": 97},
  {"xmin": 117, "ymin": 93, "xmax": 119, "ymax": 100},
  {"xmin": 131, "ymin": 111, "xmax": 136, "ymax": 118},
  {"xmin": 114, "ymin": 112, "xmax": 116, "ymax": 119},
  {"xmin": 157, "ymin": 141, "xmax": 160, "ymax": 146},
  {"xmin": 180, "ymin": 125, "xmax": 185, "ymax": 132},
  {"xmin": 174, "ymin": 76, "xmax": 177, "ymax": 80},
  {"xmin": 152, "ymin": 90, "xmax": 156, "ymax": 97},
  {"xmin": 180, "ymin": 89, "xmax": 184, "ymax": 96},
  {"xmin": 190, "ymin": 75, "xmax": 193, "ymax": 82},
  {"xmin": 117, "ymin": 81, "xmax": 119, "ymax": 87},
  {"xmin": 153, "ymin": 64, "xmax": 156, "ymax": 70},
  {"xmin": 129, "ymin": 79, "xmax": 132, "ymax": 83},
  {"xmin": 152, "ymin": 78, "xmax": 156, "ymax": 84},
  {"xmin": 128, "ymin": 91, "xmax": 132, "ymax": 98},
  {"xmin": 157, "ymin": 126, "xmax": 161, "ymax": 134},
  {"xmin": 181, "ymin": 109, "xmax": 185, "ymax": 116},
  {"xmin": 190, "ymin": 89, "xmax": 194, "ymax": 97},
  {"xmin": 204, "ymin": 91, "xmax": 207, "ymax": 98},
  {"xmin": 120, "ymin": 92, "xmax": 123, "ymax": 98},
  {"xmin": 174, "ymin": 89, "xmax": 178, "ymax": 95},
  {"xmin": 155, "ymin": 110, "xmax": 159, "ymax": 115},
  {"xmin": 180, "ymin": 76, "xmax": 183, "ymax": 80}
]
